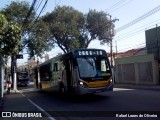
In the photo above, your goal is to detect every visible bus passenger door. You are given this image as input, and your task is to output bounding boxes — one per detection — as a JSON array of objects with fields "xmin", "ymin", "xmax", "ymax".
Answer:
[{"xmin": 65, "ymin": 59, "xmax": 73, "ymax": 93}]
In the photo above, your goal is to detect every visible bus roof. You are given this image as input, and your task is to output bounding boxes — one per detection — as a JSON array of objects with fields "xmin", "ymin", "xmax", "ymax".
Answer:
[{"xmin": 38, "ymin": 48, "xmax": 107, "ymax": 67}]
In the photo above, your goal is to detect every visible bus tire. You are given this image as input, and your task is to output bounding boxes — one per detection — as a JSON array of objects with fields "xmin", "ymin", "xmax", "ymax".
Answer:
[{"xmin": 59, "ymin": 83, "xmax": 65, "ymax": 94}]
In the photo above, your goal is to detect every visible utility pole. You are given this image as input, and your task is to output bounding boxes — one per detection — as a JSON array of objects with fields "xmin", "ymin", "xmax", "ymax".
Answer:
[
  {"xmin": 11, "ymin": 56, "xmax": 18, "ymax": 92},
  {"xmin": 0, "ymin": 56, "xmax": 4, "ymax": 98},
  {"xmin": 110, "ymin": 39, "xmax": 113, "ymax": 67},
  {"xmin": 107, "ymin": 15, "xmax": 119, "ymax": 84},
  {"xmin": 107, "ymin": 15, "xmax": 119, "ymax": 67},
  {"xmin": 156, "ymin": 24, "xmax": 159, "ymax": 60},
  {"xmin": 115, "ymin": 40, "xmax": 118, "ymax": 54}
]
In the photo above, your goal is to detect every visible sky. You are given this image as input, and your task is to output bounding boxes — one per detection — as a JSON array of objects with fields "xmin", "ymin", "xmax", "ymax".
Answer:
[{"xmin": 1, "ymin": 0, "xmax": 160, "ymax": 65}]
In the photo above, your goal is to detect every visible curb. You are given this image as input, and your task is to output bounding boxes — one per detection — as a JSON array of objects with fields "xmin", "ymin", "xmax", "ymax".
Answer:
[
  {"xmin": 114, "ymin": 84, "xmax": 160, "ymax": 91},
  {"xmin": 0, "ymin": 97, "xmax": 4, "ymax": 108}
]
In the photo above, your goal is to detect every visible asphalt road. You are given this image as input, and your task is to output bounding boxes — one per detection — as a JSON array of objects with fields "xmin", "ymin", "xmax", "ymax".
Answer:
[{"xmin": 17, "ymin": 82, "xmax": 160, "ymax": 120}]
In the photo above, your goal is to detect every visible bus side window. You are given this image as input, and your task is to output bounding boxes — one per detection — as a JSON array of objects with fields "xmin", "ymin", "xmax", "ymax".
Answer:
[{"xmin": 53, "ymin": 63, "xmax": 59, "ymax": 71}]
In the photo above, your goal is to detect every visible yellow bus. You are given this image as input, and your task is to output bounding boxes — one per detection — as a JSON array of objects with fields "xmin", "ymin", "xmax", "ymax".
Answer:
[{"xmin": 34, "ymin": 48, "xmax": 113, "ymax": 95}]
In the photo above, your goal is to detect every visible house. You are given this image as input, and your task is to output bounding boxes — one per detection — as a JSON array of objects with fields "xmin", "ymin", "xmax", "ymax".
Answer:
[
  {"xmin": 107, "ymin": 47, "xmax": 147, "ymax": 67},
  {"xmin": 114, "ymin": 47, "xmax": 159, "ymax": 85},
  {"xmin": 114, "ymin": 47, "xmax": 147, "ymax": 59}
]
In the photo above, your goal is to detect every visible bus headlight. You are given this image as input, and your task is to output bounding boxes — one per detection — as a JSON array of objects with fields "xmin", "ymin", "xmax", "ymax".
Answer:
[
  {"xmin": 110, "ymin": 79, "xmax": 114, "ymax": 84},
  {"xmin": 80, "ymin": 82, "xmax": 83, "ymax": 85},
  {"xmin": 79, "ymin": 81, "xmax": 88, "ymax": 88}
]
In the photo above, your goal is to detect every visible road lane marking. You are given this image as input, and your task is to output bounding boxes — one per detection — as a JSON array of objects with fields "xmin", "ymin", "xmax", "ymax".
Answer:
[
  {"xmin": 19, "ymin": 88, "xmax": 39, "ymax": 93},
  {"xmin": 21, "ymin": 93, "xmax": 25, "ymax": 97},
  {"xmin": 20, "ymin": 92, "xmax": 56, "ymax": 120},
  {"xmin": 113, "ymin": 88, "xmax": 134, "ymax": 91},
  {"xmin": 28, "ymin": 98, "xmax": 56, "ymax": 120}
]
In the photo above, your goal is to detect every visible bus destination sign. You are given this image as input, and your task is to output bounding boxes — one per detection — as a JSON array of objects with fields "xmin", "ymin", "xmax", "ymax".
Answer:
[{"xmin": 75, "ymin": 50, "xmax": 106, "ymax": 56}]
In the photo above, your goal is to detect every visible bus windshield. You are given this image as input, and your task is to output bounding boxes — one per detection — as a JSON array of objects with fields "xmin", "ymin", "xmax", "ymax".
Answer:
[
  {"xmin": 18, "ymin": 73, "xmax": 28, "ymax": 79},
  {"xmin": 77, "ymin": 57, "xmax": 111, "ymax": 78}
]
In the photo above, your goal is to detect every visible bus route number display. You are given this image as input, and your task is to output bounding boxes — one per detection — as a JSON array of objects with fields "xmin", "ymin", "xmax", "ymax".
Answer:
[{"xmin": 77, "ymin": 50, "xmax": 104, "ymax": 56}]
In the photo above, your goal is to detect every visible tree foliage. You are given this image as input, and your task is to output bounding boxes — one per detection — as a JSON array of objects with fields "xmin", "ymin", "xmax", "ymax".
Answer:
[
  {"xmin": 86, "ymin": 10, "xmax": 114, "ymax": 45},
  {"xmin": 2, "ymin": 1, "xmax": 36, "ymax": 27},
  {"xmin": 0, "ymin": 13, "xmax": 21, "ymax": 55},
  {"xmin": 27, "ymin": 19, "xmax": 52, "ymax": 58},
  {"xmin": 1, "ymin": 1, "xmax": 116, "ymax": 58},
  {"xmin": 43, "ymin": 6, "xmax": 84, "ymax": 53},
  {"xmin": 42, "ymin": 6, "xmax": 115, "ymax": 53},
  {"xmin": 1, "ymin": 1, "xmax": 38, "ymax": 58}
]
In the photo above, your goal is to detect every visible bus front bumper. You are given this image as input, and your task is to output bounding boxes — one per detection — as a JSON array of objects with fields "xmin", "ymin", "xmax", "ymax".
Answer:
[{"xmin": 77, "ymin": 82, "xmax": 113, "ymax": 95}]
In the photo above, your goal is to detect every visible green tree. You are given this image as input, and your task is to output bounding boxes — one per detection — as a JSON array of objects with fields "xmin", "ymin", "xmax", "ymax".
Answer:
[
  {"xmin": 1, "ymin": 2, "xmax": 116, "ymax": 58},
  {"xmin": 1, "ymin": 1, "xmax": 54, "ymax": 59},
  {"xmin": 0, "ymin": 13, "xmax": 21, "ymax": 55},
  {"xmin": 85, "ymin": 10, "xmax": 114, "ymax": 46},
  {"xmin": 27, "ymin": 19, "xmax": 52, "ymax": 58},
  {"xmin": 43, "ymin": 6, "xmax": 85, "ymax": 53},
  {"xmin": 2, "ymin": 1, "xmax": 36, "ymax": 28},
  {"xmin": 43, "ymin": 6, "xmax": 114, "ymax": 53},
  {"xmin": 1, "ymin": 1, "xmax": 48, "ymax": 58}
]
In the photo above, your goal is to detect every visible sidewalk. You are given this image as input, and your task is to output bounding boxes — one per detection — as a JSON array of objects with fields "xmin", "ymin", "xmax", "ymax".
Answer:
[
  {"xmin": 114, "ymin": 83, "xmax": 160, "ymax": 91},
  {"xmin": 1, "ymin": 91, "xmax": 39, "ymax": 111},
  {"xmin": 0, "ymin": 90, "xmax": 50, "ymax": 120}
]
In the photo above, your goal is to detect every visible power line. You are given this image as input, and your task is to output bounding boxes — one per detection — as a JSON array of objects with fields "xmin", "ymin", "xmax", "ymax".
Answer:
[
  {"xmin": 109, "ymin": 0, "xmax": 133, "ymax": 13},
  {"xmin": 27, "ymin": 0, "xmax": 49, "ymax": 31},
  {"xmin": 106, "ymin": 0, "xmax": 127, "ymax": 12},
  {"xmin": 21, "ymin": 0, "xmax": 37, "ymax": 33},
  {"xmin": 117, "ymin": 42, "xmax": 160, "ymax": 53},
  {"xmin": 34, "ymin": 0, "xmax": 44, "ymax": 13},
  {"xmin": 34, "ymin": 0, "xmax": 48, "ymax": 23},
  {"xmin": 113, "ymin": 22, "xmax": 160, "ymax": 53},
  {"xmin": 116, "ymin": 3, "xmax": 160, "ymax": 32},
  {"xmin": 54, "ymin": 0, "xmax": 63, "ymax": 9},
  {"xmin": 22, "ymin": 0, "xmax": 49, "ymax": 34},
  {"xmin": 115, "ymin": 21, "xmax": 160, "ymax": 42},
  {"xmin": 56, "ymin": 0, "xmax": 63, "ymax": 6},
  {"xmin": 116, "ymin": 28, "xmax": 146, "ymax": 41},
  {"xmin": 116, "ymin": 18, "xmax": 160, "ymax": 40},
  {"xmin": 21, "ymin": 0, "xmax": 49, "ymax": 50},
  {"xmin": 117, "ymin": 29, "xmax": 160, "ymax": 52},
  {"xmin": 118, "ymin": 42, "xmax": 145, "ymax": 52}
]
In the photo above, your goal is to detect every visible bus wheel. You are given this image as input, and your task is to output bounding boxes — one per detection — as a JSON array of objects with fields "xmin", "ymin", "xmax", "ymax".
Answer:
[{"xmin": 59, "ymin": 83, "xmax": 65, "ymax": 94}]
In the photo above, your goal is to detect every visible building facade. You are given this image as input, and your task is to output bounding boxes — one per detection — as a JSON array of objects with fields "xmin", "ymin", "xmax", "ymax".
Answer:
[{"xmin": 145, "ymin": 26, "xmax": 160, "ymax": 60}]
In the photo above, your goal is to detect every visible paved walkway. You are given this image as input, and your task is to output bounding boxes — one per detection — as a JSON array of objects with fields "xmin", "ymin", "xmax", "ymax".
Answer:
[
  {"xmin": 114, "ymin": 84, "xmax": 160, "ymax": 91},
  {"xmin": 0, "ymin": 90, "xmax": 55, "ymax": 120}
]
